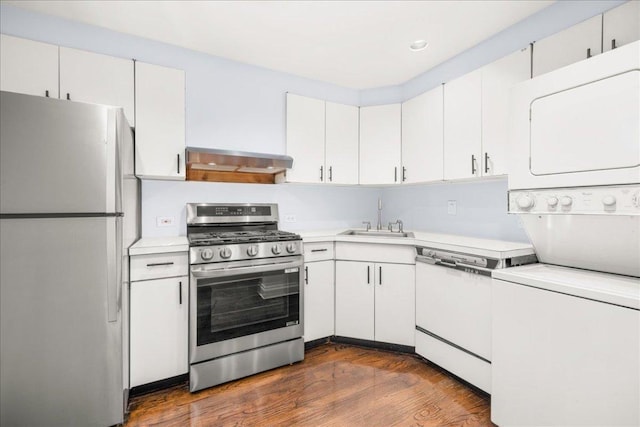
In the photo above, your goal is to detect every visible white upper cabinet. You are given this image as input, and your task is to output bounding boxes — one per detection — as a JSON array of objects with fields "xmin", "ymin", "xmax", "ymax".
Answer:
[
  {"xmin": 443, "ymin": 69, "xmax": 482, "ymax": 180},
  {"xmin": 603, "ymin": 0, "xmax": 640, "ymax": 52},
  {"xmin": 135, "ymin": 62, "xmax": 186, "ymax": 180},
  {"xmin": 325, "ymin": 101, "xmax": 359, "ymax": 185},
  {"xmin": 481, "ymin": 46, "xmax": 531, "ymax": 176},
  {"xmin": 401, "ymin": 85, "xmax": 444, "ymax": 183},
  {"xmin": 0, "ymin": 34, "xmax": 59, "ymax": 98},
  {"xmin": 59, "ymin": 47, "xmax": 135, "ymax": 126},
  {"xmin": 533, "ymin": 15, "xmax": 602, "ymax": 77},
  {"xmin": 359, "ymin": 104, "xmax": 402, "ymax": 185},
  {"xmin": 286, "ymin": 93, "xmax": 326, "ymax": 183}
]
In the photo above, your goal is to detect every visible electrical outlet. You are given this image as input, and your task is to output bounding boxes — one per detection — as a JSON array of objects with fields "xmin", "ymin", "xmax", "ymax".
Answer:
[
  {"xmin": 447, "ymin": 200, "xmax": 457, "ymax": 216},
  {"xmin": 284, "ymin": 214, "xmax": 297, "ymax": 223},
  {"xmin": 156, "ymin": 216, "xmax": 175, "ymax": 227}
]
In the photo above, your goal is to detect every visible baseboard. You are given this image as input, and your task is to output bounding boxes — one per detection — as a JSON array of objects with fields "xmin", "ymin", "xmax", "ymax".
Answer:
[
  {"xmin": 129, "ymin": 374, "xmax": 189, "ymax": 398},
  {"xmin": 332, "ymin": 336, "xmax": 415, "ymax": 354}
]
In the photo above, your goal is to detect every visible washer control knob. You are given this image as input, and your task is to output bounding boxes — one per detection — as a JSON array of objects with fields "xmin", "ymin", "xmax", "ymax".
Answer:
[
  {"xmin": 547, "ymin": 196, "xmax": 558, "ymax": 207},
  {"xmin": 560, "ymin": 196, "xmax": 573, "ymax": 207},
  {"xmin": 286, "ymin": 243, "xmax": 297, "ymax": 254},
  {"xmin": 602, "ymin": 195, "xmax": 616, "ymax": 207},
  {"xmin": 219, "ymin": 247, "xmax": 232, "ymax": 259},
  {"xmin": 272, "ymin": 244, "xmax": 282, "ymax": 255},
  {"xmin": 201, "ymin": 248, "xmax": 214, "ymax": 261},
  {"xmin": 516, "ymin": 194, "xmax": 535, "ymax": 210},
  {"xmin": 247, "ymin": 245, "xmax": 259, "ymax": 257}
]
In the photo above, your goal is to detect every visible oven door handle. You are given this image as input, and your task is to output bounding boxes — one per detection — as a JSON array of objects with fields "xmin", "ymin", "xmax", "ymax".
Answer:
[{"xmin": 191, "ymin": 259, "xmax": 303, "ymax": 278}]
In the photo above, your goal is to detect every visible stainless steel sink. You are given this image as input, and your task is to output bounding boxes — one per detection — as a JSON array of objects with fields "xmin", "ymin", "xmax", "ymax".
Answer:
[{"xmin": 339, "ymin": 230, "xmax": 414, "ymax": 238}]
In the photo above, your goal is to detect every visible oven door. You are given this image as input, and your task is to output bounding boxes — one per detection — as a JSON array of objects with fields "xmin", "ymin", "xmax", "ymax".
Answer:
[{"xmin": 190, "ymin": 256, "xmax": 304, "ymax": 364}]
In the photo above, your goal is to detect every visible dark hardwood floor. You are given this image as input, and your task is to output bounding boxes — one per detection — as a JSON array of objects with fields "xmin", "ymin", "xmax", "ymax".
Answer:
[{"xmin": 126, "ymin": 343, "xmax": 493, "ymax": 426}]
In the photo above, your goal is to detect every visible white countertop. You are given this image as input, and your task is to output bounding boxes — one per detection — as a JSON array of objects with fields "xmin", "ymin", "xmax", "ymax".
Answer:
[
  {"xmin": 300, "ymin": 229, "xmax": 534, "ymax": 259},
  {"xmin": 493, "ymin": 263, "xmax": 640, "ymax": 310},
  {"xmin": 129, "ymin": 236, "xmax": 189, "ymax": 256}
]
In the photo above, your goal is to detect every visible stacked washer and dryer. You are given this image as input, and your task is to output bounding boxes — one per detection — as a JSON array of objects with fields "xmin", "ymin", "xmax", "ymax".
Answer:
[{"xmin": 492, "ymin": 41, "xmax": 640, "ymax": 425}]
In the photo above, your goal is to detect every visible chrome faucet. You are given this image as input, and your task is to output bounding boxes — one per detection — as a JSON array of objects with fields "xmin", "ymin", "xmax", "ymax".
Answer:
[
  {"xmin": 377, "ymin": 198, "xmax": 383, "ymax": 231},
  {"xmin": 388, "ymin": 219, "xmax": 404, "ymax": 233}
]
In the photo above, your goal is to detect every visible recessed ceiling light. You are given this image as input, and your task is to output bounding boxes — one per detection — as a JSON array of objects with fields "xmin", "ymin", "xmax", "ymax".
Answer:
[{"xmin": 409, "ymin": 40, "xmax": 428, "ymax": 52}]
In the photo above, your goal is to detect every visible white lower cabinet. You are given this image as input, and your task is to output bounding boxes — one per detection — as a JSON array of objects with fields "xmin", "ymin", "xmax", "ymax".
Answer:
[
  {"xmin": 335, "ymin": 260, "xmax": 415, "ymax": 347},
  {"xmin": 303, "ymin": 260, "xmax": 335, "ymax": 342},
  {"xmin": 130, "ymin": 252, "xmax": 188, "ymax": 387}
]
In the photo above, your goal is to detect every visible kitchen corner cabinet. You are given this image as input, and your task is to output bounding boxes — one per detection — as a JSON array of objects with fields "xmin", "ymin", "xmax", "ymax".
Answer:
[
  {"xmin": 444, "ymin": 46, "xmax": 530, "ymax": 180},
  {"xmin": 134, "ymin": 62, "xmax": 186, "ymax": 180},
  {"xmin": 359, "ymin": 104, "xmax": 402, "ymax": 185},
  {"xmin": 59, "ymin": 47, "xmax": 135, "ymax": 126},
  {"xmin": 401, "ymin": 85, "xmax": 444, "ymax": 183},
  {"xmin": 0, "ymin": 34, "xmax": 59, "ymax": 98},
  {"xmin": 286, "ymin": 94, "xmax": 359, "ymax": 184},
  {"xmin": 129, "ymin": 252, "xmax": 188, "ymax": 388},
  {"xmin": 532, "ymin": 15, "xmax": 602, "ymax": 77},
  {"xmin": 603, "ymin": 0, "xmax": 640, "ymax": 52}
]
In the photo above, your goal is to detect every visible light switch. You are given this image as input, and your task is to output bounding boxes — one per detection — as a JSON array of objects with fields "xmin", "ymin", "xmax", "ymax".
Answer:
[{"xmin": 447, "ymin": 200, "xmax": 457, "ymax": 215}]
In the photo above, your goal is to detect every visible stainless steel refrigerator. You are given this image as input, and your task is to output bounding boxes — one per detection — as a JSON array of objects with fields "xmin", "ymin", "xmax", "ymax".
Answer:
[{"xmin": 0, "ymin": 91, "xmax": 140, "ymax": 426}]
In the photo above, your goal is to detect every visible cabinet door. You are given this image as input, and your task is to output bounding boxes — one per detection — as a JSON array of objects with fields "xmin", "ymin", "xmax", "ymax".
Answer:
[
  {"xmin": 335, "ymin": 261, "xmax": 374, "ymax": 341},
  {"xmin": 0, "ymin": 34, "xmax": 58, "ymax": 98},
  {"xmin": 359, "ymin": 104, "xmax": 402, "ymax": 185},
  {"xmin": 443, "ymin": 69, "xmax": 482, "ymax": 180},
  {"xmin": 130, "ymin": 276, "xmax": 188, "ymax": 387},
  {"xmin": 286, "ymin": 93, "xmax": 326, "ymax": 183},
  {"xmin": 401, "ymin": 85, "xmax": 444, "ymax": 183},
  {"xmin": 303, "ymin": 261, "xmax": 335, "ymax": 342},
  {"xmin": 603, "ymin": 0, "xmax": 640, "ymax": 52},
  {"xmin": 481, "ymin": 46, "xmax": 531, "ymax": 176},
  {"xmin": 374, "ymin": 263, "xmax": 415, "ymax": 346},
  {"xmin": 533, "ymin": 15, "xmax": 602, "ymax": 77},
  {"xmin": 325, "ymin": 102, "xmax": 359, "ymax": 185},
  {"xmin": 134, "ymin": 62, "xmax": 185, "ymax": 180},
  {"xmin": 59, "ymin": 47, "xmax": 135, "ymax": 126}
]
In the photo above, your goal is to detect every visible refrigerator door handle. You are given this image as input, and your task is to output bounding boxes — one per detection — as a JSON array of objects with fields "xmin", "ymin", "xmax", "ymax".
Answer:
[{"xmin": 106, "ymin": 218, "xmax": 122, "ymax": 322}]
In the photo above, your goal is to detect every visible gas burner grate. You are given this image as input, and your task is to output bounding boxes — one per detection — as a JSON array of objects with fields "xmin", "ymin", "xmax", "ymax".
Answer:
[{"xmin": 188, "ymin": 230, "xmax": 300, "ymax": 246}]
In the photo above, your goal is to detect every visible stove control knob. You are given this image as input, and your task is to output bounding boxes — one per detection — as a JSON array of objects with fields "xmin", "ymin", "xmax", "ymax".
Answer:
[
  {"xmin": 602, "ymin": 195, "xmax": 616, "ymax": 207},
  {"xmin": 560, "ymin": 196, "xmax": 573, "ymax": 208},
  {"xmin": 272, "ymin": 244, "xmax": 282, "ymax": 255},
  {"xmin": 219, "ymin": 247, "xmax": 232, "ymax": 259},
  {"xmin": 547, "ymin": 196, "xmax": 558, "ymax": 208},
  {"xmin": 516, "ymin": 194, "xmax": 535, "ymax": 210},
  {"xmin": 247, "ymin": 245, "xmax": 259, "ymax": 257},
  {"xmin": 286, "ymin": 243, "xmax": 297, "ymax": 254},
  {"xmin": 201, "ymin": 248, "xmax": 214, "ymax": 261}
]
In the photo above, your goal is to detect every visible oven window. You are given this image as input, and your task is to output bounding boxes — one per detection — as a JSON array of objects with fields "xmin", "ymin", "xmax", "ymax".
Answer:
[{"xmin": 196, "ymin": 267, "xmax": 300, "ymax": 346}]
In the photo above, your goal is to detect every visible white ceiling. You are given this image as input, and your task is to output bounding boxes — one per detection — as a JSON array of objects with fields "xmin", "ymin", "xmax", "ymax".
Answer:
[{"xmin": 4, "ymin": 0, "xmax": 553, "ymax": 89}]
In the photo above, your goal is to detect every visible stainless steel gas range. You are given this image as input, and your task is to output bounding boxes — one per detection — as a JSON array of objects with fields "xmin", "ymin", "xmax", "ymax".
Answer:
[{"xmin": 186, "ymin": 203, "xmax": 304, "ymax": 392}]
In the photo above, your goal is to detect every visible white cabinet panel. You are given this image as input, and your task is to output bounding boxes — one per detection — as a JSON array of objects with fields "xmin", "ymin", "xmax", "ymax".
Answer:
[
  {"xmin": 533, "ymin": 15, "xmax": 602, "ymax": 77},
  {"xmin": 401, "ymin": 85, "xmax": 444, "ymax": 183},
  {"xmin": 325, "ymin": 102, "xmax": 359, "ymax": 184},
  {"xmin": 130, "ymin": 276, "xmax": 188, "ymax": 387},
  {"xmin": 286, "ymin": 93, "xmax": 326, "ymax": 183},
  {"xmin": 303, "ymin": 260, "xmax": 335, "ymax": 342},
  {"xmin": 59, "ymin": 47, "xmax": 135, "ymax": 126},
  {"xmin": 443, "ymin": 69, "xmax": 482, "ymax": 180},
  {"xmin": 359, "ymin": 104, "xmax": 402, "ymax": 185},
  {"xmin": 481, "ymin": 46, "xmax": 530, "ymax": 176},
  {"xmin": 374, "ymin": 263, "xmax": 415, "ymax": 346},
  {"xmin": 603, "ymin": 0, "xmax": 640, "ymax": 52},
  {"xmin": 335, "ymin": 261, "xmax": 375, "ymax": 340},
  {"xmin": 134, "ymin": 62, "xmax": 185, "ymax": 180},
  {"xmin": 0, "ymin": 34, "xmax": 58, "ymax": 98}
]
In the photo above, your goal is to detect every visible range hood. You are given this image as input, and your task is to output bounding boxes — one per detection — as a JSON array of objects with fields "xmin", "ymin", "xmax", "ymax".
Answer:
[{"xmin": 186, "ymin": 147, "xmax": 293, "ymax": 184}]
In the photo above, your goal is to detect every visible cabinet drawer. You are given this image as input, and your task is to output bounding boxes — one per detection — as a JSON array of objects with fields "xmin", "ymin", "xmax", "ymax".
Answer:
[
  {"xmin": 304, "ymin": 242, "xmax": 334, "ymax": 262},
  {"xmin": 130, "ymin": 252, "xmax": 188, "ymax": 281},
  {"xmin": 335, "ymin": 242, "xmax": 415, "ymax": 264}
]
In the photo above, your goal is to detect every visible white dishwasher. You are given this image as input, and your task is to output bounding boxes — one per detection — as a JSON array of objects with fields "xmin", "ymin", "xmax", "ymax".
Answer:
[
  {"xmin": 492, "ymin": 264, "xmax": 640, "ymax": 427},
  {"xmin": 415, "ymin": 247, "xmax": 535, "ymax": 393}
]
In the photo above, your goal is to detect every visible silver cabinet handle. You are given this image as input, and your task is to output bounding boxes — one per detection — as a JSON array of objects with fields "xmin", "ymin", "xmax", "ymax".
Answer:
[
  {"xmin": 379, "ymin": 266, "xmax": 382, "ymax": 285},
  {"xmin": 66, "ymin": 93, "xmax": 71, "ymax": 100},
  {"xmin": 311, "ymin": 248, "xmax": 328, "ymax": 253},
  {"xmin": 146, "ymin": 262, "xmax": 174, "ymax": 267},
  {"xmin": 402, "ymin": 167, "xmax": 407, "ymax": 182},
  {"xmin": 304, "ymin": 266, "xmax": 309, "ymax": 284},
  {"xmin": 394, "ymin": 167, "xmax": 398, "ymax": 182},
  {"xmin": 177, "ymin": 154, "xmax": 181, "ymax": 174},
  {"xmin": 367, "ymin": 265, "xmax": 370, "ymax": 284},
  {"xmin": 484, "ymin": 152, "xmax": 490, "ymax": 174},
  {"xmin": 612, "ymin": 39, "xmax": 617, "ymax": 50},
  {"xmin": 45, "ymin": 90, "xmax": 50, "ymax": 98},
  {"xmin": 587, "ymin": 48, "xmax": 592, "ymax": 58},
  {"xmin": 179, "ymin": 281, "xmax": 183, "ymax": 304},
  {"xmin": 320, "ymin": 165, "xmax": 324, "ymax": 182},
  {"xmin": 329, "ymin": 166, "xmax": 333, "ymax": 182},
  {"xmin": 471, "ymin": 155, "xmax": 477, "ymax": 175}
]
